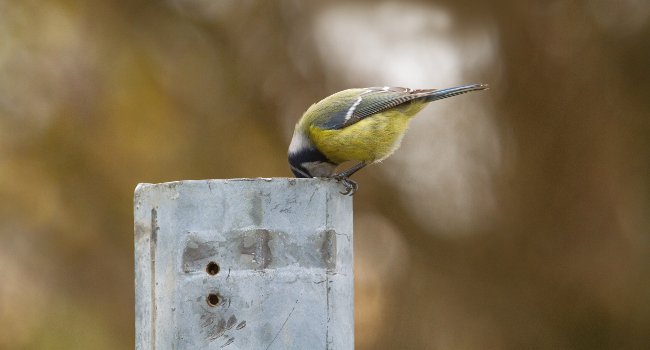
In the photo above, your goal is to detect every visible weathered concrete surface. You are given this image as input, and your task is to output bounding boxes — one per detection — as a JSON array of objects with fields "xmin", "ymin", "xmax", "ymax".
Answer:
[{"xmin": 134, "ymin": 178, "xmax": 353, "ymax": 349}]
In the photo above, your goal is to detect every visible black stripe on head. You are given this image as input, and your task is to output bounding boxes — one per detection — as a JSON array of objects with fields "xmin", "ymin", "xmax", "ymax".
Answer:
[{"xmin": 288, "ymin": 147, "xmax": 331, "ymax": 178}]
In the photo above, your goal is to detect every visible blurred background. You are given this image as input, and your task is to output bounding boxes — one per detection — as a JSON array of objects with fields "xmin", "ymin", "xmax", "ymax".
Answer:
[{"xmin": 1, "ymin": 0, "xmax": 649, "ymax": 349}]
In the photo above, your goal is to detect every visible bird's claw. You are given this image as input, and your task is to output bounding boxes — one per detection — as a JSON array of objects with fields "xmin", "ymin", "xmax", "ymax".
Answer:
[{"xmin": 334, "ymin": 175, "xmax": 358, "ymax": 196}]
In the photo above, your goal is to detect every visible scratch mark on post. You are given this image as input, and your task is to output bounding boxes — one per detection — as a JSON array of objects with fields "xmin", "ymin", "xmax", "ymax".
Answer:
[
  {"xmin": 150, "ymin": 208, "xmax": 159, "ymax": 349},
  {"xmin": 265, "ymin": 298, "xmax": 300, "ymax": 350},
  {"xmin": 226, "ymin": 315, "xmax": 237, "ymax": 330},
  {"xmin": 221, "ymin": 336, "xmax": 235, "ymax": 348},
  {"xmin": 325, "ymin": 272, "xmax": 330, "ymax": 350},
  {"xmin": 308, "ymin": 189, "xmax": 317, "ymax": 204},
  {"xmin": 208, "ymin": 318, "xmax": 227, "ymax": 340}
]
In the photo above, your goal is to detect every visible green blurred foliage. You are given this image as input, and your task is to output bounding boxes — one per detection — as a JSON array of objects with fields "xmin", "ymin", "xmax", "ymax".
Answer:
[{"xmin": 0, "ymin": 0, "xmax": 649, "ymax": 349}]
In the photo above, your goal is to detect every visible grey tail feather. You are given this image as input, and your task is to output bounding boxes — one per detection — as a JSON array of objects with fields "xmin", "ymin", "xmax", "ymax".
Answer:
[{"xmin": 423, "ymin": 83, "xmax": 489, "ymax": 102}]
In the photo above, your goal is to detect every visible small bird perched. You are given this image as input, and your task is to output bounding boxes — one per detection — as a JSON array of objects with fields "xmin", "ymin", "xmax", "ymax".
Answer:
[{"xmin": 288, "ymin": 84, "xmax": 488, "ymax": 195}]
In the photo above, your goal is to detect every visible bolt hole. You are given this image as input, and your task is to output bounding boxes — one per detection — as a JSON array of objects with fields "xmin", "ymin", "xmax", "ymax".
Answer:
[
  {"xmin": 206, "ymin": 293, "xmax": 220, "ymax": 307},
  {"xmin": 206, "ymin": 261, "xmax": 220, "ymax": 275}
]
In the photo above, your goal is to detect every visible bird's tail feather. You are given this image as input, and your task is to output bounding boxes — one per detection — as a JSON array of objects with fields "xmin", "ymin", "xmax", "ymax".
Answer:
[{"xmin": 423, "ymin": 83, "xmax": 489, "ymax": 102}]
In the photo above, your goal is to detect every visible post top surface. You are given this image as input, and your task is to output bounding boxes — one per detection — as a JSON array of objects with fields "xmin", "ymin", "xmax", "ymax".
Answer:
[{"xmin": 134, "ymin": 177, "xmax": 342, "ymax": 195}]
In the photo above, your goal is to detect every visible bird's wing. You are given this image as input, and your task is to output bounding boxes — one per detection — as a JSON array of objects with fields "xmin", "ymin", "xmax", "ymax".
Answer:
[{"xmin": 316, "ymin": 87, "xmax": 434, "ymax": 130}]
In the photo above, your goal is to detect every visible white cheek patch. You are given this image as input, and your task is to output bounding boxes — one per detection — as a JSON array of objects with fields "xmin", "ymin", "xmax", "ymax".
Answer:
[{"xmin": 288, "ymin": 130, "xmax": 309, "ymax": 154}]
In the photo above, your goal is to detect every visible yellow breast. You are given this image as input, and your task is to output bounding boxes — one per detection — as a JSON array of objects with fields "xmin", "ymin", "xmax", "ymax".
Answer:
[{"xmin": 309, "ymin": 109, "xmax": 413, "ymax": 164}]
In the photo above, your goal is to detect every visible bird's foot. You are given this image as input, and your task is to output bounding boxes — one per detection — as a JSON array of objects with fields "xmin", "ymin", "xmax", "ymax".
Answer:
[{"xmin": 334, "ymin": 175, "xmax": 358, "ymax": 195}]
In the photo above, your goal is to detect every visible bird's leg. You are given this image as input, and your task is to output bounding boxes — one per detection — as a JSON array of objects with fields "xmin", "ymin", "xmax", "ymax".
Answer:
[
  {"xmin": 337, "ymin": 161, "xmax": 368, "ymax": 178},
  {"xmin": 333, "ymin": 162, "xmax": 368, "ymax": 195}
]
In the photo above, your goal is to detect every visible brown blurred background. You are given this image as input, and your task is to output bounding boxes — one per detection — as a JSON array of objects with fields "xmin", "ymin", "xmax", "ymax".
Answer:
[{"xmin": 1, "ymin": 0, "xmax": 649, "ymax": 349}]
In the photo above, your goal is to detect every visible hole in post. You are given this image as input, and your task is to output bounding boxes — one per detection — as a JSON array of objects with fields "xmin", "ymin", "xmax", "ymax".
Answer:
[
  {"xmin": 206, "ymin": 293, "xmax": 220, "ymax": 307},
  {"xmin": 206, "ymin": 261, "xmax": 220, "ymax": 275}
]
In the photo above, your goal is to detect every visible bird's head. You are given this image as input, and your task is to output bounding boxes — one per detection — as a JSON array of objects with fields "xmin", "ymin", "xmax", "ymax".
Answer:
[{"xmin": 288, "ymin": 129, "xmax": 336, "ymax": 178}]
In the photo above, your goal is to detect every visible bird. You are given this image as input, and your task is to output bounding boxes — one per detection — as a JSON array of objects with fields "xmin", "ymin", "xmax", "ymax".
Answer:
[{"xmin": 288, "ymin": 83, "xmax": 488, "ymax": 195}]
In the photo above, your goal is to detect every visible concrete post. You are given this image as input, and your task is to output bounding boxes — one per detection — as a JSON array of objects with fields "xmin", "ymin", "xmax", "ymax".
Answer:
[{"xmin": 134, "ymin": 178, "xmax": 353, "ymax": 349}]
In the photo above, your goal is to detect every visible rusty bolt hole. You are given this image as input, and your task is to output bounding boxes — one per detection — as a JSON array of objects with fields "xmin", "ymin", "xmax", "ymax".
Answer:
[
  {"xmin": 206, "ymin": 261, "xmax": 220, "ymax": 275},
  {"xmin": 206, "ymin": 293, "xmax": 220, "ymax": 307}
]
